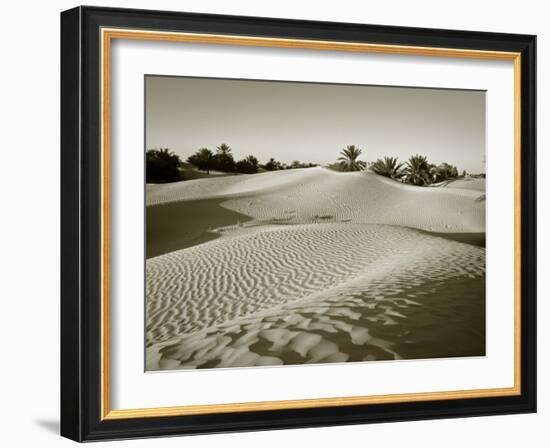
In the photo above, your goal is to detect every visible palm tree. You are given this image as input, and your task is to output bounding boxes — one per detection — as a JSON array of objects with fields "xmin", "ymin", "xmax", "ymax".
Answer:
[
  {"xmin": 215, "ymin": 143, "xmax": 235, "ymax": 172},
  {"xmin": 187, "ymin": 148, "xmax": 215, "ymax": 174},
  {"xmin": 403, "ymin": 154, "xmax": 432, "ymax": 186},
  {"xmin": 216, "ymin": 143, "xmax": 232, "ymax": 156},
  {"xmin": 337, "ymin": 145, "xmax": 366, "ymax": 171},
  {"xmin": 371, "ymin": 156, "xmax": 405, "ymax": 179}
]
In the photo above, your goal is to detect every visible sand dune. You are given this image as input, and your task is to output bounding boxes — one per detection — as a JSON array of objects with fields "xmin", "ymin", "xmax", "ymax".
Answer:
[
  {"xmin": 147, "ymin": 167, "xmax": 485, "ymax": 233},
  {"xmin": 146, "ymin": 167, "xmax": 486, "ymax": 370},
  {"xmin": 444, "ymin": 178, "xmax": 486, "ymax": 192},
  {"xmin": 146, "ymin": 168, "xmax": 320, "ymax": 205},
  {"xmin": 146, "ymin": 223, "xmax": 485, "ymax": 370}
]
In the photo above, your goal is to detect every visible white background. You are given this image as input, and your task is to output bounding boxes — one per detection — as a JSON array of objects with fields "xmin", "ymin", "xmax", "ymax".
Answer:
[
  {"xmin": 111, "ymin": 39, "xmax": 515, "ymax": 409},
  {"xmin": 0, "ymin": 0, "xmax": 547, "ymax": 447}
]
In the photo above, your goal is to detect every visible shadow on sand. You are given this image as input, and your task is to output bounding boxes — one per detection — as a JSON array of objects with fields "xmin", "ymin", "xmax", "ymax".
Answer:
[{"xmin": 147, "ymin": 198, "xmax": 253, "ymax": 258}]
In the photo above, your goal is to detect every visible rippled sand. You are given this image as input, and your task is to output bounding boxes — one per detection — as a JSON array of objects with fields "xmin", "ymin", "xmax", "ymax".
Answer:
[{"xmin": 146, "ymin": 168, "xmax": 486, "ymax": 371}]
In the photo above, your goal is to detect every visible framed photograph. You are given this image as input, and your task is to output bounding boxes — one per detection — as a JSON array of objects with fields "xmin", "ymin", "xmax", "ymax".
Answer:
[{"xmin": 60, "ymin": 6, "xmax": 536, "ymax": 442}]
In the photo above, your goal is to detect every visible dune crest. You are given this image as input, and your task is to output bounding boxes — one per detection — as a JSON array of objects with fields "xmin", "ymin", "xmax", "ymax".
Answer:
[
  {"xmin": 148, "ymin": 167, "xmax": 485, "ymax": 234},
  {"xmin": 146, "ymin": 167, "xmax": 320, "ymax": 205}
]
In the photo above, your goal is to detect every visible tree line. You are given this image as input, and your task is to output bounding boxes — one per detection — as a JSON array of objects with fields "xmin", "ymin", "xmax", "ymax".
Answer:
[
  {"xmin": 146, "ymin": 143, "xmax": 463, "ymax": 186},
  {"xmin": 146, "ymin": 144, "xmax": 318, "ymax": 183},
  {"xmin": 187, "ymin": 144, "xmax": 319, "ymax": 175},
  {"xmin": 334, "ymin": 145, "xmax": 461, "ymax": 186},
  {"xmin": 370, "ymin": 154, "xmax": 460, "ymax": 186},
  {"xmin": 186, "ymin": 144, "xmax": 259, "ymax": 174}
]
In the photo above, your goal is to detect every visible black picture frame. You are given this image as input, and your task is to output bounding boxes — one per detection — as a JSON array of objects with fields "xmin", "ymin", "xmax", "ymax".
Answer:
[{"xmin": 61, "ymin": 5, "xmax": 536, "ymax": 442}]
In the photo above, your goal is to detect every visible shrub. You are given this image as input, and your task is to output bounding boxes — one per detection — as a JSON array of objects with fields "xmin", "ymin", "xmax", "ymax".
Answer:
[
  {"xmin": 187, "ymin": 148, "xmax": 216, "ymax": 173},
  {"xmin": 371, "ymin": 156, "xmax": 405, "ymax": 179},
  {"xmin": 430, "ymin": 162, "xmax": 459, "ymax": 183},
  {"xmin": 146, "ymin": 148, "xmax": 182, "ymax": 183},
  {"xmin": 263, "ymin": 158, "xmax": 283, "ymax": 171},
  {"xmin": 289, "ymin": 160, "xmax": 318, "ymax": 169},
  {"xmin": 235, "ymin": 155, "xmax": 259, "ymax": 174}
]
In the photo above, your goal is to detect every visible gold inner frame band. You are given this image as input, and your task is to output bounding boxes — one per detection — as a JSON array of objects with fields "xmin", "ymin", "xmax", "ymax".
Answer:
[{"xmin": 100, "ymin": 27, "xmax": 522, "ymax": 421}]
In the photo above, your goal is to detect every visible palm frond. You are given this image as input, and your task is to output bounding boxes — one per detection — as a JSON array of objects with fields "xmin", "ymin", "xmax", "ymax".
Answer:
[
  {"xmin": 371, "ymin": 156, "xmax": 405, "ymax": 179},
  {"xmin": 337, "ymin": 145, "xmax": 365, "ymax": 171}
]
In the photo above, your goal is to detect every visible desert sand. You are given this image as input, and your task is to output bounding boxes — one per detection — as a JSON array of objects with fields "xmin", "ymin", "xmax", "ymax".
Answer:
[
  {"xmin": 146, "ymin": 168, "xmax": 486, "ymax": 370},
  {"xmin": 444, "ymin": 178, "xmax": 486, "ymax": 192}
]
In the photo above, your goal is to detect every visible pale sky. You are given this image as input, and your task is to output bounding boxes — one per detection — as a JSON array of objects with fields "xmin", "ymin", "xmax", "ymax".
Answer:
[{"xmin": 145, "ymin": 75, "xmax": 486, "ymax": 173}]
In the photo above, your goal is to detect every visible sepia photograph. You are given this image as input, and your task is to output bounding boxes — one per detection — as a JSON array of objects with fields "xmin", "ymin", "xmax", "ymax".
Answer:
[{"xmin": 144, "ymin": 75, "xmax": 486, "ymax": 371}]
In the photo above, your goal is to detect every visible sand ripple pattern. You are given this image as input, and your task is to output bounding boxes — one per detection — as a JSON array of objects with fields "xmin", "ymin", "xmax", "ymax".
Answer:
[{"xmin": 146, "ymin": 223, "xmax": 485, "ymax": 370}]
